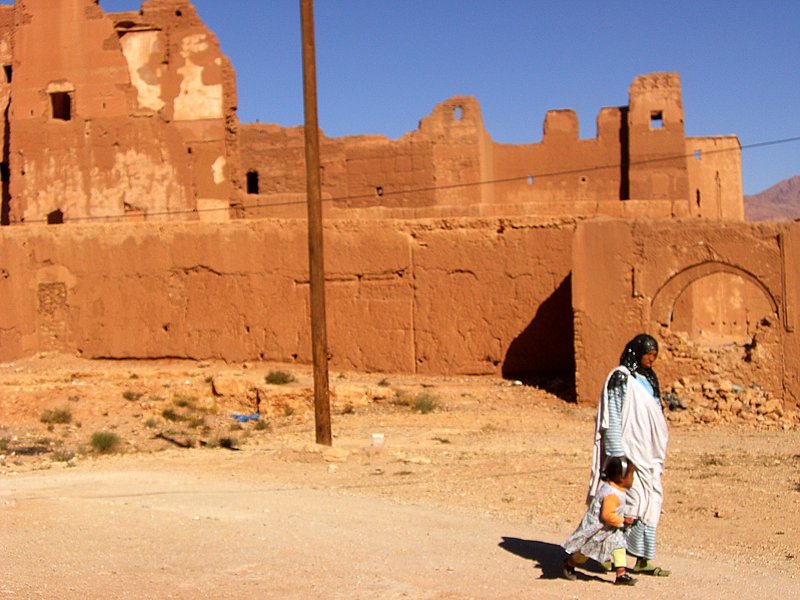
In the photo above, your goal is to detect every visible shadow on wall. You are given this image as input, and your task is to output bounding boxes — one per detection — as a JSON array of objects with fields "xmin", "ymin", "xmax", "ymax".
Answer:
[{"xmin": 502, "ymin": 275, "xmax": 576, "ymax": 401}]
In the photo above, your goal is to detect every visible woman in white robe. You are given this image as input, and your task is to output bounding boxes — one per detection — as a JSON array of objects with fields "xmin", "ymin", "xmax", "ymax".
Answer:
[{"xmin": 587, "ymin": 333, "xmax": 670, "ymax": 576}]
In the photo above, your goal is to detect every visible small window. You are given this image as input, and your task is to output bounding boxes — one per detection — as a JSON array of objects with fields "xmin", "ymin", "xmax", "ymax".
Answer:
[
  {"xmin": 650, "ymin": 110, "xmax": 663, "ymax": 129},
  {"xmin": 50, "ymin": 92, "xmax": 72, "ymax": 121},
  {"xmin": 3, "ymin": 65, "xmax": 11, "ymax": 84},
  {"xmin": 246, "ymin": 170, "xmax": 259, "ymax": 194},
  {"xmin": 47, "ymin": 209, "xmax": 64, "ymax": 224},
  {"xmin": 453, "ymin": 106, "xmax": 463, "ymax": 121},
  {"xmin": 694, "ymin": 149, "xmax": 701, "ymax": 161}
]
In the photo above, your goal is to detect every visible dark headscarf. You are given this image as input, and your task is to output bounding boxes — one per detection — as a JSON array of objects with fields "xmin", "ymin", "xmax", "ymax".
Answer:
[{"xmin": 619, "ymin": 333, "xmax": 660, "ymax": 399}]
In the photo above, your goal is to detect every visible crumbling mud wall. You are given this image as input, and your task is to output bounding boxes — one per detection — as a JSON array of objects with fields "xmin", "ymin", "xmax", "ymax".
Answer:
[
  {"xmin": 0, "ymin": 217, "xmax": 576, "ymax": 378},
  {"xmin": 240, "ymin": 73, "xmax": 742, "ymax": 222},
  {"xmin": 573, "ymin": 218, "xmax": 800, "ymax": 414},
  {"xmin": 1, "ymin": 0, "xmax": 239, "ymax": 225}
]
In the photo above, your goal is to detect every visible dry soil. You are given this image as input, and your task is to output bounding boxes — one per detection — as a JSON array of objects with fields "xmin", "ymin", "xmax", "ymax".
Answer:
[{"xmin": 1, "ymin": 353, "xmax": 799, "ymax": 599}]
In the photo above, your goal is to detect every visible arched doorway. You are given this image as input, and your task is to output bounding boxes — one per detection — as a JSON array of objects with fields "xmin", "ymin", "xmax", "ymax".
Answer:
[
  {"xmin": 651, "ymin": 261, "xmax": 782, "ymax": 399},
  {"xmin": 669, "ymin": 271, "xmax": 774, "ymax": 346}
]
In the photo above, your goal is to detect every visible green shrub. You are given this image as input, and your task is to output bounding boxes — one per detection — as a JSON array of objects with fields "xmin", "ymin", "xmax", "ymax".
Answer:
[
  {"xmin": 413, "ymin": 393, "xmax": 438, "ymax": 414},
  {"xmin": 40, "ymin": 407, "xmax": 72, "ymax": 425},
  {"xmin": 265, "ymin": 370, "xmax": 295, "ymax": 385},
  {"xmin": 90, "ymin": 431, "xmax": 121, "ymax": 454}
]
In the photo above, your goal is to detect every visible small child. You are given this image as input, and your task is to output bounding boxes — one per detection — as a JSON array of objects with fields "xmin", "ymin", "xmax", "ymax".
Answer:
[{"xmin": 561, "ymin": 457, "xmax": 637, "ymax": 586}]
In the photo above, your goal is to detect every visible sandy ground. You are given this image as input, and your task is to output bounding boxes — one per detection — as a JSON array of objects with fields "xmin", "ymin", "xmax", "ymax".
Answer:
[{"xmin": 1, "ymin": 354, "xmax": 799, "ymax": 599}]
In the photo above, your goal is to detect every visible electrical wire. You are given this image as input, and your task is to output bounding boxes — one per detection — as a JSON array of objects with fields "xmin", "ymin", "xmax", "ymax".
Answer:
[{"xmin": 10, "ymin": 134, "xmax": 800, "ymax": 225}]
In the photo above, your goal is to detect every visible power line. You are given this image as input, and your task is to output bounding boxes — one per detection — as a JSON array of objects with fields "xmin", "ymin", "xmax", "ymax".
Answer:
[{"xmin": 10, "ymin": 134, "xmax": 800, "ymax": 225}]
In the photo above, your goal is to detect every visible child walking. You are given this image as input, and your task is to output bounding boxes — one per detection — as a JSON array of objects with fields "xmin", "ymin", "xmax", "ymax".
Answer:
[{"xmin": 562, "ymin": 457, "xmax": 637, "ymax": 586}]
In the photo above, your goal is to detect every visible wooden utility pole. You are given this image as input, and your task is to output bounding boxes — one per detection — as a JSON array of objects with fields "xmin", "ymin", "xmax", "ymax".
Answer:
[{"xmin": 299, "ymin": 0, "xmax": 332, "ymax": 445}]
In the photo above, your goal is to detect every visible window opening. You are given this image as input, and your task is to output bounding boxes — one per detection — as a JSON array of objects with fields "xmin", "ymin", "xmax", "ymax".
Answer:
[
  {"xmin": 375, "ymin": 186, "xmax": 384, "ymax": 197},
  {"xmin": 453, "ymin": 106, "xmax": 463, "ymax": 121},
  {"xmin": 246, "ymin": 170, "xmax": 259, "ymax": 194},
  {"xmin": 694, "ymin": 149, "xmax": 701, "ymax": 160},
  {"xmin": 696, "ymin": 189, "xmax": 701, "ymax": 208},
  {"xmin": 3, "ymin": 65, "xmax": 11, "ymax": 84},
  {"xmin": 527, "ymin": 175, "xmax": 534, "ymax": 186},
  {"xmin": 50, "ymin": 92, "xmax": 72, "ymax": 121},
  {"xmin": 650, "ymin": 110, "xmax": 663, "ymax": 129},
  {"xmin": 47, "ymin": 209, "xmax": 64, "ymax": 224}
]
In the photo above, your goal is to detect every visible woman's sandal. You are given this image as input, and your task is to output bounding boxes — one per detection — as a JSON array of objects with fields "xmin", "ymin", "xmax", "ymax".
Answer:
[
  {"xmin": 633, "ymin": 560, "xmax": 671, "ymax": 576},
  {"xmin": 615, "ymin": 573, "xmax": 637, "ymax": 586}
]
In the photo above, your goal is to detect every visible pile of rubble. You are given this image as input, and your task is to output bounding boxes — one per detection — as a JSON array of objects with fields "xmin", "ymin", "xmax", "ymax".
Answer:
[
  {"xmin": 664, "ymin": 376, "xmax": 797, "ymax": 429},
  {"xmin": 659, "ymin": 327, "xmax": 798, "ymax": 430}
]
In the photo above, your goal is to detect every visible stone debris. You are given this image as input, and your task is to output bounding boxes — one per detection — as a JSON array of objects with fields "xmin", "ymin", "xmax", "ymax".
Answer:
[{"xmin": 661, "ymin": 329, "xmax": 798, "ymax": 430}]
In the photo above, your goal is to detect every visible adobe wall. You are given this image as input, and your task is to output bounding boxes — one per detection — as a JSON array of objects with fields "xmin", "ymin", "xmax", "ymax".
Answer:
[
  {"xmin": 0, "ymin": 217, "xmax": 576, "ymax": 378},
  {"xmin": 573, "ymin": 218, "xmax": 800, "ymax": 407},
  {"xmin": 3, "ymin": 0, "xmax": 239, "ymax": 224},
  {"xmin": 240, "ymin": 73, "xmax": 742, "ymax": 222}
]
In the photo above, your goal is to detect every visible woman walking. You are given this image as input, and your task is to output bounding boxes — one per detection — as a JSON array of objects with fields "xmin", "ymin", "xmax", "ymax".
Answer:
[{"xmin": 587, "ymin": 333, "xmax": 670, "ymax": 576}]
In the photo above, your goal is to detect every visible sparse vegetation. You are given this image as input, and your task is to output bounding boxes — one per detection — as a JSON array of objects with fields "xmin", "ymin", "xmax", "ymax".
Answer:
[
  {"xmin": 391, "ymin": 390, "xmax": 413, "ymax": 407},
  {"xmin": 265, "ymin": 370, "xmax": 295, "ymax": 385},
  {"xmin": 218, "ymin": 437, "xmax": 237, "ymax": 449},
  {"xmin": 413, "ymin": 392, "xmax": 438, "ymax": 414},
  {"xmin": 341, "ymin": 404, "xmax": 355, "ymax": 415},
  {"xmin": 161, "ymin": 407, "xmax": 186, "ymax": 422},
  {"xmin": 0, "ymin": 438, "xmax": 9, "ymax": 452},
  {"xmin": 377, "ymin": 378, "xmax": 390, "ymax": 387},
  {"xmin": 90, "ymin": 431, "xmax": 121, "ymax": 454},
  {"xmin": 144, "ymin": 418, "xmax": 158, "ymax": 429},
  {"xmin": 172, "ymin": 394, "xmax": 197, "ymax": 409},
  {"xmin": 187, "ymin": 416, "xmax": 206, "ymax": 429},
  {"xmin": 122, "ymin": 390, "xmax": 143, "ymax": 402},
  {"xmin": 254, "ymin": 419, "xmax": 271, "ymax": 431},
  {"xmin": 391, "ymin": 390, "xmax": 438, "ymax": 413},
  {"xmin": 40, "ymin": 407, "xmax": 72, "ymax": 425},
  {"xmin": 51, "ymin": 448, "xmax": 75, "ymax": 462}
]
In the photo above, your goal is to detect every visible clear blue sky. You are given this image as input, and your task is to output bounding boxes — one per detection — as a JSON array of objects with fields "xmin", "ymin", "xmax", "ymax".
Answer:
[{"xmin": 46, "ymin": 2, "xmax": 800, "ymax": 194}]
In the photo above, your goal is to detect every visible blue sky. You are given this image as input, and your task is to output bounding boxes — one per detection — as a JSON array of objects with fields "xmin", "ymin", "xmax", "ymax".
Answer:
[{"xmin": 42, "ymin": 2, "xmax": 800, "ymax": 194}]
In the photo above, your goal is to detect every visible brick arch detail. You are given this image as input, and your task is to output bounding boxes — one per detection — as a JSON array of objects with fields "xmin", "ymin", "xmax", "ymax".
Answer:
[{"xmin": 650, "ymin": 261, "xmax": 780, "ymax": 327}]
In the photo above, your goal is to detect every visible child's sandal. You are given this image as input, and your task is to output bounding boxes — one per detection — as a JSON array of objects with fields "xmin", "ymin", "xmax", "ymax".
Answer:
[
  {"xmin": 614, "ymin": 573, "xmax": 636, "ymax": 586},
  {"xmin": 562, "ymin": 560, "xmax": 577, "ymax": 581}
]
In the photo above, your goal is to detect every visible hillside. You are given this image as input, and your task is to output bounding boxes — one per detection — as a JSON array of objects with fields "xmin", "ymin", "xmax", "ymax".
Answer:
[{"xmin": 744, "ymin": 175, "xmax": 800, "ymax": 221}]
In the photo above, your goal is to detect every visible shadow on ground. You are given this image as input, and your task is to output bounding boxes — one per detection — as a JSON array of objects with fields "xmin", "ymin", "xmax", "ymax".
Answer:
[{"xmin": 499, "ymin": 537, "xmax": 609, "ymax": 584}]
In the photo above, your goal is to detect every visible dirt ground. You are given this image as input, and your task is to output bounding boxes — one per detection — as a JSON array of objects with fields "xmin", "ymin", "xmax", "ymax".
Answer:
[{"xmin": 2, "ymin": 353, "xmax": 800, "ymax": 599}]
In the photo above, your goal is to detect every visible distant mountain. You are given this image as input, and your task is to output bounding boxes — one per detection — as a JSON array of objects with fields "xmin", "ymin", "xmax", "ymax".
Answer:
[{"xmin": 744, "ymin": 175, "xmax": 800, "ymax": 221}]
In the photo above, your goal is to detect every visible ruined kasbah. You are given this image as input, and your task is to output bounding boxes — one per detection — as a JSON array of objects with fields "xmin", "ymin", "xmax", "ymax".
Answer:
[{"xmin": 0, "ymin": 0, "xmax": 798, "ymax": 420}]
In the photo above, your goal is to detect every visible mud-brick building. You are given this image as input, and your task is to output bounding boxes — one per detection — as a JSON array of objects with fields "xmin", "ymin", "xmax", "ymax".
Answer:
[
  {"xmin": 240, "ymin": 72, "xmax": 742, "ymax": 223},
  {"xmin": 0, "ymin": 2, "xmax": 741, "ymax": 225},
  {"xmin": 3, "ymin": 0, "xmax": 798, "ymax": 410},
  {"xmin": 0, "ymin": 0, "xmax": 239, "ymax": 225}
]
